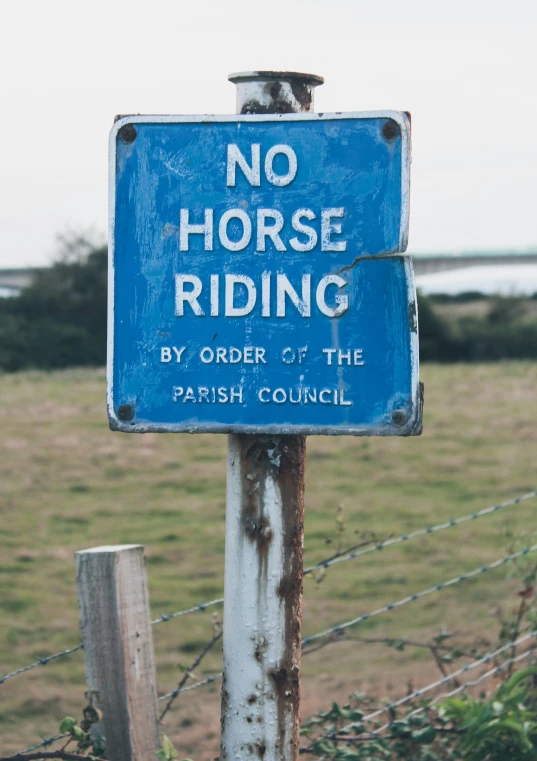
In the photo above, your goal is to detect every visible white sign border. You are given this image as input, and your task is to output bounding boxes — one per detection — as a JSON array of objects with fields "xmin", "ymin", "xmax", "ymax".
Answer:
[{"xmin": 107, "ymin": 111, "xmax": 418, "ymax": 436}]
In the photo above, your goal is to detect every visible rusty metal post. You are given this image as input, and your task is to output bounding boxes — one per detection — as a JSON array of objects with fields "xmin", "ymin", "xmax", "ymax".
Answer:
[{"xmin": 221, "ymin": 72, "xmax": 323, "ymax": 761}]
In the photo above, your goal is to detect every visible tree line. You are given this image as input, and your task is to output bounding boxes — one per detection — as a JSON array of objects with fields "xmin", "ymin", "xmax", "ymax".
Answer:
[{"xmin": 1, "ymin": 237, "xmax": 536, "ymax": 372}]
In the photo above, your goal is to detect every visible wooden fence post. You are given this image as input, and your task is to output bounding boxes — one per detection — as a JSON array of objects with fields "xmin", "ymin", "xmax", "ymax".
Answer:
[{"xmin": 75, "ymin": 544, "xmax": 160, "ymax": 761}]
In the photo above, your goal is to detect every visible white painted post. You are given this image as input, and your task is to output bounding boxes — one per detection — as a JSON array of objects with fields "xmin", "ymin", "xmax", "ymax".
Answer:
[
  {"xmin": 221, "ymin": 71, "xmax": 323, "ymax": 761},
  {"xmin": 76, "ymin": 544, "xmax": 160, "ymax": 761}
]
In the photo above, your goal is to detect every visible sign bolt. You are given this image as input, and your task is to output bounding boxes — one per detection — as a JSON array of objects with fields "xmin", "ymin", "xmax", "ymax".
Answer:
[
  {"xmin": 382, "ymin": 119, "xmax": 401, "ymax": 141},
  {"xmin": 117, "ymin": 404, "xmax": 135, "ymax": 421},
  {"xmin": 118, "ymin": 124, "xmax": 137, "ymax": 144},
  {"xmin": 391, "ymin": 409, "xmax": 408, "ymax": 426}
]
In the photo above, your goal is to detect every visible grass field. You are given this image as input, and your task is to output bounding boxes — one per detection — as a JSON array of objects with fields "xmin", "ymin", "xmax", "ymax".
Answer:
[{"xmin": 1, "ymin": 362, "xmax": 537, "ymax": 757}]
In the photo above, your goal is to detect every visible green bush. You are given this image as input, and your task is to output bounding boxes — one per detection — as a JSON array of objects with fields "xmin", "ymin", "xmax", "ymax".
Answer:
[
  {"xmin": 417, "ymin": 292, "xmax": 537, "ymax": 362},
  {"xmin": 0, "ymin": 236, "xmax": 107, "ymax": 371},
  {"xmin": 300, "ymin": 668, "xmax": 537, "ymax": 760}
]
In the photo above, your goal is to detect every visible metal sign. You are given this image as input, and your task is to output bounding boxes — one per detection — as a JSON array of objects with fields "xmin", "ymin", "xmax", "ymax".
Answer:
[{"xmin": 108, "ymin": 112, "xmax": 419, "ymax": 435}]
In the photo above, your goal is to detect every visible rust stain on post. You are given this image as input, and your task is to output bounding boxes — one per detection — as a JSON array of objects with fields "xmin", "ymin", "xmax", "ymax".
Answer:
[
  {"xmin": 222, "ymin": 434, "xmax": 306, "ymax": 761},
  {"xmin": 221, "ymin": 71, "xmax": 320, "ymax": 761},
  {"xmin": 241, "ymin": 436, "xmax": 305, "ymax": 755}
]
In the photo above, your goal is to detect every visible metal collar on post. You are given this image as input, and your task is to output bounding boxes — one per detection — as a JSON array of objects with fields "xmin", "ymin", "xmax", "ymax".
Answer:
[{"xmin": 228, "ymin": 70, "xmax": 324, "ymax": 114}]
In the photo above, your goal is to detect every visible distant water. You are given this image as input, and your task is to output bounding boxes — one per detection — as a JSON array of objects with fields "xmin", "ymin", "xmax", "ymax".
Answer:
[
  {"xmin": 0, "ymin": 286, "xmax": 18, "ymax": 298},
  {"xmin": 415, "ymin": 265, "xmax": 537, "ymax": 296}
]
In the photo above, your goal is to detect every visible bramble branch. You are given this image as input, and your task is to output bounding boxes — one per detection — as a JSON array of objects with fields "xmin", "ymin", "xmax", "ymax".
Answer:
[{"xmin": 0, "ymin": 752, "xmax": 92, "ymax": 761}]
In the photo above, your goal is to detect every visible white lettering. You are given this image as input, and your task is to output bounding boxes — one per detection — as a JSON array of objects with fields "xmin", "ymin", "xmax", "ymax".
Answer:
[
  {"xmin": 175, "ymin": 275, "xmax": 204, "ymax": 316},
  {"xmin": 282, "ymin": 347, "xmax": 295, "ymax": 364},
  {"xmin": 256, "ymin": 209, "xmax": 286, "ymax": 252},
  {"xmin": 210, "ymin": 274, "xmax": 219, "ymax": 317},
  {"xmin": 219, "ymin": 209, "xmax": 252, "ymax": 251},
  {"xmin": 229, "ymin": 347, "xmax": 242, "ymax": 363},
  {"xmin": 319, "ymin": 388, "xmax": 332, "ymax": 404},
  {"xmin": 173, "ymin": 273, "xmax": 350, "ymax": 318},
  {"xmin": 173, "ymin": 385, "xmax": 247, "ymax": 404},
  {"xmin": 226, "ymin": 144, "xmax": 261, "ymax": 187},
  {"xmin": 277, "ymin": 274, "xmax": 311, "ymax": 317},
  {"xmin": 290, "ymin": 209, "xmax": 317, "ymax": 252},
  {"xmin": 200, "ymin": 347, "xmax": 214, "ymax": 363},
  {"xmin": 321, "ymin": 208, "xmax": 346, "ymax": 252},
  {"xmin": 161, "ymin": 347, "xmax": 172, "ymax": 363},
  {"xmin": 225, "ymin": 275, "xmax": 256, "ymax": 317},
  {"xmin": 256, "ymin": 386, "xmax": 352, "ymax": 406},
  {"xmin": 322, "ymin": 348, "xmax": 337, "ymax": 365},
  {"xmin": 273, "ymin": 388, "xmax": 287, "ymax": 404},
  {"xmin": 305, "ymin": 388, "xmax": 317, "ymax": 403},
  {"xmin": 184, "ymin": 387, "xmax": 196, "ymax": 402},
  {"xmin": 179, "ymin": 209, "xmax": 213, "ymax": 251},
  {"xmin": 316, "ymin": 275, "xmax": 349, "ymax": 317},
  {"xmin": 264, "ymin": 144, "xmax": 298, "ymax": 187},
  {"xmin": 230, "ymin": 386, "xmax": 244, "ymax": 404},
  {"xmin": 297, "ymin": 346, "xmax": 308, "ymax": 364},
  {"xmin": 261, "ymin": 271, "xmax": 271, "ymax": 317},
  {"xmin": 340, "ymin": 388, "xmax": 352, "ymax": 406}
]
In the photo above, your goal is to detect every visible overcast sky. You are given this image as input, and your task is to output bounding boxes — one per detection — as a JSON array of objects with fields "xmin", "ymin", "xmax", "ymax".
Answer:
[{"xmin": 1, "ymin": 0, "xmax": 536, "ymax": 267}]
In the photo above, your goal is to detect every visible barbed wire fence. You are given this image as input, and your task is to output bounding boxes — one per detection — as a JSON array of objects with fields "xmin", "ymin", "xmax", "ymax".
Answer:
[{"xmin": 2, "ymin": 488, "xmax": 537, "ymax": 756}]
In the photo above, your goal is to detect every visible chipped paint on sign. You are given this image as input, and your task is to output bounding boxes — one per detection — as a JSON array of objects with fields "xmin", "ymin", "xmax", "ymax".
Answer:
[{"xmin": 108, "ymin": 112, "xmax": 418, "ymax": 435}]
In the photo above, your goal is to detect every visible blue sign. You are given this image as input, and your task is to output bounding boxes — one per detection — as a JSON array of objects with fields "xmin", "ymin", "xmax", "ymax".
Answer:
[{"xmin": 108, "ymin": 112, "xmax": 420, "ymax": 435}]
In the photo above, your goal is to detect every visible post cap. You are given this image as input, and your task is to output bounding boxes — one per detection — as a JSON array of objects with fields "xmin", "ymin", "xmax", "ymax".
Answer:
[
  {"xmin": 228, "ymin": 71, "xmax": 324, "ymax": 87},
  {"xmin": 228, "ymin": 71, "xmax": 324, "ymax": 114}
]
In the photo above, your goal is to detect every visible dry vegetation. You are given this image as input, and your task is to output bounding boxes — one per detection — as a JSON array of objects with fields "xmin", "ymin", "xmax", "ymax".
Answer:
[{"xmin": 0, "ymin": 362, "xmax": 536, "ymax": 757}]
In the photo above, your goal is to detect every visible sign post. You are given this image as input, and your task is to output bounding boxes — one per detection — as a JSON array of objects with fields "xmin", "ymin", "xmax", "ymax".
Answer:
[
  {"xmin": 108, "ymin": 69, "xmax": 421, "ymax": 761},
  {"xmin": 221, "ymin": 72, "xmax": 319, "ymax": 761}
]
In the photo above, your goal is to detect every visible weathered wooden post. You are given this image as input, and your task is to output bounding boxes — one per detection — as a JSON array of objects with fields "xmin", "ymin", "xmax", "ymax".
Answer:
[
  {"xmin": 220, "ymin": 72, "xmax": 322, "ymax": 761},
  {"xmin": 76, "ymin": 544, "xmax": 160, "ymax": 761}
]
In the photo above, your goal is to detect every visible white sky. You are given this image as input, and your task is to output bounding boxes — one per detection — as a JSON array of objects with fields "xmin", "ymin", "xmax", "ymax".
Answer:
[{"xmin": 1, "ymin": 0, "xmax": 536, "ymax": 267}]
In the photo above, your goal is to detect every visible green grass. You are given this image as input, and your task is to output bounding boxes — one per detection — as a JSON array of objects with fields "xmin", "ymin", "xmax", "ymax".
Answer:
[{"xmin": 1, "ymin": 363, "xmax": 537, "ymax": 756}]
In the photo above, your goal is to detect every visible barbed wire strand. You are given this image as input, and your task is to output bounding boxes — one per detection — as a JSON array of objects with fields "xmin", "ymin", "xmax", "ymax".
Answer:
[
  {"xmin": 5, "ymin": 491, "xmax": 534, "ymax": 688},
  {"xmin": 19, "ymin": 644, "xmax": 537, "ymax": 755},
  {"xmin": 394, "ymin": 646, "xmax": 537, "ymax": 731},
  {"xmin": 151, "ymin": 489, "xmax": 537, "ymax": 626},
  {"xmin": 0, "ymin": 645, "xmax": 83, "ymax": 686},
  {"xmin": 357, "ymin": 630, "xmax": 537, "ymax": 728},
  {"xmin": 305, "ymin": 639, "xmax": 537, "ymax": 751},
  {"xmin": 19, "ymin": 677, "xmax": 224, "ymax": 751},
  {"xmin": 158, "ymin": 673, "xmax": 222, "ymax": 702},
  {"xmin": 151, "ymin": 598, "xmax": 225, "ymax": 625},
  {"xmin": 301, "ymin": 544, "xmax": 537, "ymax": 646},
  {"xmin": 304, "ymin": 489, "xmax": 537, "ymax": 576},
  {"xmin": 160, "ymin": 630, "xmax": 223, "ymax": 721},
  {"xmin": 156, "ymin": 547, "xmax": 537, "ymax": 705},
  {"xmin": 5, "ymin": 489, "xmax": 537, "ymax": 744},
  {"xmin": 11, "ymin": 544, "xmax": 534, "ymax": 714},
  {"xmin": 19, "ymin": 733, "xmax": 70, "ymax": 753}
]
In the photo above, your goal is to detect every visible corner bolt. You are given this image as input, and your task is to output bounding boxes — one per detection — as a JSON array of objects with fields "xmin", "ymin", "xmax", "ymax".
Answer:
[
  {"xmin": 118, "ymin": 124, "xmax": 137, "ymax": 144},
  {"xmin": 391, "ymin": 409, "xmax": 408, "ymax": 426},
  {"xmin": 382, "ymin": 119, "xmax": 400, "ymax": 142},
  {"xmin": 117, "ymin": 404, "xmax": 135, "ymax": 421}
]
